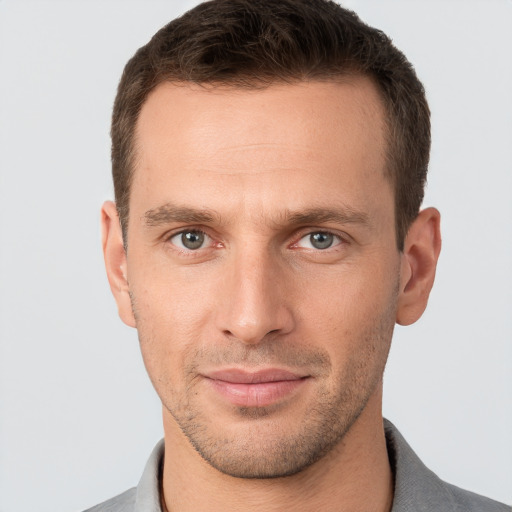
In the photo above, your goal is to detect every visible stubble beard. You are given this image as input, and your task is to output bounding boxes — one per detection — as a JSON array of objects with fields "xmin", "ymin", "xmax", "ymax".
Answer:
[
  {"xmin": 132, "ymin": 288, "xmax": 398, "ymax": 479},
  {"xmin": 172, "ymin": 335, "xmax": 392, "ymax": 478}
]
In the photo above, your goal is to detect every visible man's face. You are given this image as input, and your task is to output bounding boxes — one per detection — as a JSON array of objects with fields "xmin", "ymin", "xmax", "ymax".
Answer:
[{"xmin": 120, "ymin": 78, "xmax": 402, "ymax": 477}]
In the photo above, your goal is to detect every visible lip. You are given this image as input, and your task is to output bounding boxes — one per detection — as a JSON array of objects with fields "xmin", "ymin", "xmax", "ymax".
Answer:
[{"xmin": 203, "ymin": 368, "xmax": 309, "ymax": 407}]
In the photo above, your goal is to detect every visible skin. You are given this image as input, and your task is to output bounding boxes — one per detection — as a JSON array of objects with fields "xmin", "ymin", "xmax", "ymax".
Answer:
[{"xmin": 102, "ymin": 78, "xmax": 441, "ymax": 512}]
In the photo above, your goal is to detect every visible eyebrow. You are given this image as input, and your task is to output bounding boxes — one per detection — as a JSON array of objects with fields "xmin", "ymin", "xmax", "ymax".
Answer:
[
  {"xmin": 284, "ymin": 207, "xmax": 370, "ymax": 227},
  {"xmin": 143, "ymin": 203, "xmax": 370, "ymax": 229},
  {"xmin": 144, "ymin": 204, "xmax": 219, "ymax": 226}
]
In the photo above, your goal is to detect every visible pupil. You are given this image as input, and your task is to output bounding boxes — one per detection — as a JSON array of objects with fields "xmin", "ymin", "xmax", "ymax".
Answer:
[
  {"xmin": 311, "ymin": 232, "xmax": 333, "ymax": 249},
  {"xmin": 182, "ymin": 231, "xmax": 204, "ymax": 250}
]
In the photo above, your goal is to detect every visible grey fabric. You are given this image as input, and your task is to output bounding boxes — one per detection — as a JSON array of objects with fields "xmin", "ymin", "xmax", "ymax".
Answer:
[
  {"xmin": 83, "ymin": 441, "xmax": 163, "ymax": 512},
  {"xmin": 83, "ymin": 488, "xmax": 136, "ymax": 512},
  {"xmin": 385, "ymin": 421, "xmax": 510, "ymax": 512},
  {"xmin": 83, "ymin": 420, "xmax": 510, "ymax": 511}
]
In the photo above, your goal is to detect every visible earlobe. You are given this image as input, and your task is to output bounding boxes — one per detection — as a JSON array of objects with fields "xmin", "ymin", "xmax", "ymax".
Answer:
[
  {"xmin": 101, "ymin": 201, "xmax": 136, "ymax": 328},
  {"xmin": 396, "ymin": 207, "xmax": 442, "ymax": 326}
]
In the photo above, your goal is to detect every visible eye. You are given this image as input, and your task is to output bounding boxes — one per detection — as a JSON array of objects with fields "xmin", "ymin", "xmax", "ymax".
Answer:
[
  {"xmin": 169, "ymin": 230, "xmax": 210, "ymax": 250},
  {"xmin": 296, "ymin": 232, "xmax": 341, "ymax": 250}
]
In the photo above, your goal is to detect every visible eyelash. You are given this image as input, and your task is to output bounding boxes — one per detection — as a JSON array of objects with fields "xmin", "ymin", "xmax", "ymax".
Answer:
[
  {"xmin": 165, "ymin": 228, "xmax": 347, "ymax": 254},
  {"xmin": 292, "ymin": 231, "xmax": 344, "ymax": 251},
  {"xmin": 167, "ymin": 229, "xmax": 216, "ymax": 253}
]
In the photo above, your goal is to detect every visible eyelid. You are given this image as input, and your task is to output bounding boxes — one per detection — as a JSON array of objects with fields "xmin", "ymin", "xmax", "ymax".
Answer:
[
  {"xmin": 163, "ymin": 226, "xmax": 348, "ymax": 253},
  {"xmin": 291, "ymin": 229, "xmax": 347, "ymax": 250},
  {"xmin": 166, "ymin": 228, "xmax": 216, "ymax": 252}
]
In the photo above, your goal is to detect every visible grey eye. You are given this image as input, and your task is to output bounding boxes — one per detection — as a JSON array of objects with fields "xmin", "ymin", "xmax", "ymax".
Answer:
[
  {"xmin": 296, "ymin": 232, "xmax": 340, "ymax": 250},
  {"xmin": 170, "ymin": 230, "xmax": 208, "ymax": 250},
  {"xmin": 310, "ymin": 232, "xmax": 334, "ymax": 249}
]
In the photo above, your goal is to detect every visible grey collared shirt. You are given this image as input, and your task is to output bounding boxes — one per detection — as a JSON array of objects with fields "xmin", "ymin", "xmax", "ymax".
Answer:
[{"xmin": 84, "ymin": 420, "xmax": 510, "ymax": 512}]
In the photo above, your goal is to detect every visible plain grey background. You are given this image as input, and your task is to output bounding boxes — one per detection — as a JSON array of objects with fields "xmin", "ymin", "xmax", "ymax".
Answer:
[{"xmin": 0, "ymin": 1, "xmax": 511, "ymax": 511}]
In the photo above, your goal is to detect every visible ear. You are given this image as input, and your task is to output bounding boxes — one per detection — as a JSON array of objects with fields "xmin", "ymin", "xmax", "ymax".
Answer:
[
  {"xmin": 396, "ymin": 207, "xmax": 442, "ymax": 326},
  {"xmin": 101, "ymin": 201, "xmax": 136, "ymax": 328}
]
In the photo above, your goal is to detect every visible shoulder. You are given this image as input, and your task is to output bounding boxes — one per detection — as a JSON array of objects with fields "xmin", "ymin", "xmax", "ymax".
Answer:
[
  {"xmin": 82, "ymin": 440, "xmax": 164, "ymax": 512},
  {"xmin": 384, "ymin": 419, "xmax": 510, "ymax": 512},
  {"xmin": 442, "ymin": 481, "xmax": 510, "ymax": 512},
  {"xmin": 82, "ymin": 487, "xmax": 136, "ymax": 512}
]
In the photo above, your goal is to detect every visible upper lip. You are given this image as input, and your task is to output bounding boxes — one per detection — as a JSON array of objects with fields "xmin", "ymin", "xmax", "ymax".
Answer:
[{"xmin": 203, "ymin": 368, "xmax": 307, "ymax": 384}]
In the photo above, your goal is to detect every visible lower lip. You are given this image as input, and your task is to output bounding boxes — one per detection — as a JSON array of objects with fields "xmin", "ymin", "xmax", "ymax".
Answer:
[{"xmin": 207, "ymin": 378, "xmax": 308, "ymax": 407}]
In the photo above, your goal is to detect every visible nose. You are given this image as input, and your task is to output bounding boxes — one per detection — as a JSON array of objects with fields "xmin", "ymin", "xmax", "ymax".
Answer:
[{"xmin": 215, "ymin": 248, "xmax": 295, "ymax": 345}]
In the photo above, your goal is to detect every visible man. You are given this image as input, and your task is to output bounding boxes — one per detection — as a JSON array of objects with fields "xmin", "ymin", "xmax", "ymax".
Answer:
[{"xmin": 90, "ymin": 0, "xmax": 509, "ymax": 510}]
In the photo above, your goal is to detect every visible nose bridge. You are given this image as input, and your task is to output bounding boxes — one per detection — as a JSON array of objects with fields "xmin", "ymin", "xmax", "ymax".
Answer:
[{"xmin": 217, "ymin": 242, "xmax": 294, "ymax": 344}]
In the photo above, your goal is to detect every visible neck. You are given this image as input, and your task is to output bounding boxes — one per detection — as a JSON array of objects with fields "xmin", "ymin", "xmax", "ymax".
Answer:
[{"xmin": 161, "ymin": 387, "xmax": 393, "ymax": 512}]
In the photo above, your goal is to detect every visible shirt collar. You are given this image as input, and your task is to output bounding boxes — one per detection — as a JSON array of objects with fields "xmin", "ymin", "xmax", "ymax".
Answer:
[
  {"xmin": 384, "ymin": 418, "xmax": 456, "ymax": 511},
  {"xmin": 134, "ymin": 439, "xmax": 165, "ymax": 512}
]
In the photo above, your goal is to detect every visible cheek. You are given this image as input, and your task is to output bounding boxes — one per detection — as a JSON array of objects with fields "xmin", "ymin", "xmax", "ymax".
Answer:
[
  {"xmin": 127, "ymin": 263, "xmax": 219, "ymax": 386},
  {"xmin": 298, "ymin": 257, "xmax": 398, "ymax": 319},
  {"xmin": 129, "ymin": 254, "xmax": 217, "ymax": 325},
  {"xmin": 294, "ymin": 257, "xmax": 399, "ymax": 353}
]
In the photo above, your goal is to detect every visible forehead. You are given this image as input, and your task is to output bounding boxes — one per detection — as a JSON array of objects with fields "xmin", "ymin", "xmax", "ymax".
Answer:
[
  {"xmin": 131, "ymin": 78, "xmax": 389, "ymax": 223},
  {"xmin": 135, "ymin": 78, "xmax": 386, "ymax": 163}
]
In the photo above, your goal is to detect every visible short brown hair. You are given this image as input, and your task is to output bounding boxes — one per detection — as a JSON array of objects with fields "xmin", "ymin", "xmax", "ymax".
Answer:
[{"xmin": 111, "ymin": 0, "xmax": 430, "ymax": 250}]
